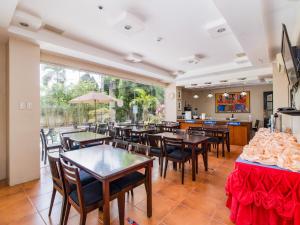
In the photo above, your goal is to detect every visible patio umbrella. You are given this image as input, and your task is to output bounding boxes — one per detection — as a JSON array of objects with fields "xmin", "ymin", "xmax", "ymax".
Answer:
[{"xmin": 69, "ymin": 91, "xmax": 123, "ymax": 123}]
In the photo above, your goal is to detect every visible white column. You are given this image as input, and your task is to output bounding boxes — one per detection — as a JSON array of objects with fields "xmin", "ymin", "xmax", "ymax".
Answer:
[{"xmin": 8, "ymin": 38, "xmax": 40, "ymax": 185}]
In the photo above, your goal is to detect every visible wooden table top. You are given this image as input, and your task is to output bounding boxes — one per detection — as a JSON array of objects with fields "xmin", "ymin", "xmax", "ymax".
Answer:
[
  {"xmin": 60, "ymin": 145, "xmax": 154, "ymax": 179},
  {"xmin": 130, "ymin": 128, "xmax": 156, "ymax": 133},
  {"xmin": 63, "ymin": 131, "xmax": 110, "ymax": 143},
  {"xmin": 154, "ymin": 132, "xmax": 210, "ymax": 144}
]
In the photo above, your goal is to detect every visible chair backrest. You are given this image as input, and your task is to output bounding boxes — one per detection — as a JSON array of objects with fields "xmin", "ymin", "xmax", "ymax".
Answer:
[
  {"xmin": 112, "ymin": 139, "xmax": 129, "ymax": 150},
  {"xmin": 97, "ymin": 123, "xmax": 107, "ymax": 134},
  {"xmin": 188, "ymin": 129, "xmax": 205, "ymax": 136},
  {"xmin": 129, "ymin": 143, "xmax": 150, "ymax": 155},
  {"xmin": 163, "ymin": 137, "xmax": 184, "ymax": 152},
  {"xmin": 60, "ymin": 158, "xmax": 84, "ymax": 208},
  {"xmin": 254, "ymin": 120, "xmax": 259, "ymax": 129},
  {"xmin": 40, "ymin": 130, "xmax": 46, "ymax": 150},
  {"xmin": 122, "ymin": 128, "xmax": 132, "ymax": 139},
  {"xmin": 173, "ymin": 129, "xmax": 186, "ymax": 135},
  {"xmin": 59, "ymin": 133, "xmax": 70, "ymax": 150},
  {"xmin": 146, "ymin": 134, "xmax": 162, "ymax": 148},
  {"xmin": 48, "ymin": 153, "xmax": 64, "ymax": 191}
]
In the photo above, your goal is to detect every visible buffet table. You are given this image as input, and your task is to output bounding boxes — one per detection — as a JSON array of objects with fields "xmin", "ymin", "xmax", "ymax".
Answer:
[{"xmin": 226, "ymin": 157, "xmax": 300, "ymax": 225}]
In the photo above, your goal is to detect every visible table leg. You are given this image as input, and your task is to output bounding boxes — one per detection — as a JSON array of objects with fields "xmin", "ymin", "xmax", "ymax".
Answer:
[
  {"xmin": 192, "ymin": 144, "xmax": 196, "ymax": 181},
  {"xmin": 146, "ymin": 165, "xmax": 152, "ymax": 217},
  {"xmin": 204, "ymin": 141, "xmax": 208, "ymax": 171},
  {"xmin": 227, "ymin": 133, "xmax": 230, "ymax": 152},
  {"xmin": 222, "ymin": 133, "xmax": 225, "ymax": 157},
  {"xmin": 102, "ymin": 180, "xmax": 110, "ymax": 225}
]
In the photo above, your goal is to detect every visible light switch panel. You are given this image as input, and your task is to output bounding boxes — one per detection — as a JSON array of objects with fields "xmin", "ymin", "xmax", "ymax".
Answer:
[
  {"xmin": 19, "ymin": 102, "xmax": 26, "ymax": 110},
  {"xmin": 27, "ymin": 102, "xmax": 32, "ymax": 109}
]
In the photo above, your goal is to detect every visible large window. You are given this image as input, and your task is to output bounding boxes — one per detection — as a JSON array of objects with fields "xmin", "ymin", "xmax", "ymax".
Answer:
[{"xmin": 40, "ymin": 63, "xmax": 165, "ymax": 128}]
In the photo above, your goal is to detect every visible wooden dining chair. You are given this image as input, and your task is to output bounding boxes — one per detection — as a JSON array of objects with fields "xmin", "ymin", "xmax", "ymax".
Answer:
[
  {"xmin": 146, "ymin": 134, "xmax": 164, "ymax": 176},
  {"xmin": 40, "ymin": 129, "xmax": 61, "ymax": 164},
  {"xmin": 112, "ymin": 139, "xmax": 129, "ymax": 150},
  {"xmin": 129, "ymin": 143, "xmax": 150, "ymax": 155},
  {"xmin": 186, "ymin": 129, "xmax": 207, "ymax": 172},
  {"xmin": 48, "ymin": 154, "xmax": 98, "ymax": 224},
  {"xmin": 202, "ymin": 126, "xmax": 221, "ymax": 157},
  {"xmin": 48, "ymin": 153, "xmax": 66, "ymax": 225},
  {"xmin": 60, "ymin": 159, "xmax": 125, "ymax": 225},
  {"xmin": 163, "ymin": 137, "xmax": 192, "ymax": 184}
]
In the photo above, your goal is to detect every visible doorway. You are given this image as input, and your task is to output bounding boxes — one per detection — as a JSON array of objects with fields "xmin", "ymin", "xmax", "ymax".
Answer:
[{"xmin": 263, "ymin": 91, "xmax": 273, "ymax": 127}]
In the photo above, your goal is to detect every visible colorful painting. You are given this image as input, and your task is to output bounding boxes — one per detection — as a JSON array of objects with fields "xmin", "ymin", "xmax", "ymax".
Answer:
[{"xmin": 215, "ymin": 92, "xmax": 250, "ymax": 113}]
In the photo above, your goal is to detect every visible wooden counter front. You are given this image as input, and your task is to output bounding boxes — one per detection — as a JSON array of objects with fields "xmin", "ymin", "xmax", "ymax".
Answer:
[{"xmin": 177, "ymin": 119, "xmax": 252, "ymax": 146}]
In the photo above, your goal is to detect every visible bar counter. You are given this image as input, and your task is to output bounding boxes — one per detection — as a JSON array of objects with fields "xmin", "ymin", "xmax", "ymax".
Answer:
[{"xmin": 177, "ymin": 119, "xmax": 252, "ymax": 146}]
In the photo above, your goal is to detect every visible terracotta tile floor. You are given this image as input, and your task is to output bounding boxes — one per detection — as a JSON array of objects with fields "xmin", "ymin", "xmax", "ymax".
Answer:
[{"xmin": 0, "ymin": 145, "xmax": 242, "ymax": 225}]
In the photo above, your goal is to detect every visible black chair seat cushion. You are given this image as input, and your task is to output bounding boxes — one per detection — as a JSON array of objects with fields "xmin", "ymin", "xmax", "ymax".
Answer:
[
  {"xmin": 165, "ymin": 145, "xmax": 180, "ymax": 154},
  {"xmin": 70, "ymin": 144, "xmax": 80, "ymax": 150},
  {"xmin": 84, "ymin": 142, "xmax": 103, "ymax": 148},
  {"xmin": 112, "ymin": 171, "xmax": 145, "ymax": 190},
  {"xmin": 184, "ymin": 147, "xmax": 203, "ymax": 155},
  {"xmin": 167, "ymin": 150, "xmax": 191, "ymax": 161},
  {"xmin": 70, "ymin": 181, "xmax": 120, "ymax": 206},
  {"xmin": 150, "ymin": 147, "xmax": 161, "ymax": 155},
  {"xmin": 70, "ymin": 170, "xmax": 97, "ymax": 191},
  {"xmin": 207, "ymin": 137, "xmax": 219, "ymax": 143}
]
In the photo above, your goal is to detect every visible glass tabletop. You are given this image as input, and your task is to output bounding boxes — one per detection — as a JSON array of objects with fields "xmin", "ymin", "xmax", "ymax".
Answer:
[
  {"xmin": 63, "ymin": 131, "xmax": 110, "ymax": 142},
  {"xmin": 60, "ymin": 145, "xmax": 153, "ymax": 179},
  {"xmin": 155, "ymin": 132, "xmax": 210, "ymax": 144}
]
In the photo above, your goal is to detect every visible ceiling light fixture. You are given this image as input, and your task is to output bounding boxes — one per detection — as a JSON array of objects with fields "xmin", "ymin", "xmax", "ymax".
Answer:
[
  {"xmin": 125, "ymin": 53, "xmax": 143, "ymax": 63},
  {"xmin": 156, "ymin": 37, "xmax": 163, "ymax": 42},
  {"xmin": 240, "ymin": 91, "xmax": 247, "ymax": 96},
  {"xmin": 207, "ymin": 92, "xmax": 213, "ymax": 98},
  {"xmin": 98, "ymin": 5, "xmax": 104, "ymax": 10},
  {"xmin": 124, "ymin": 24, "xmax": 132, "ymax": 30},
  {"xmin": 223, "ymin": 92, "xmax": 229, "ymax": 97},
  {"xmin": 217, "ymin": 27, "xmax": 226, "ymax": 33},
  {"xmin": 193, "ymin": 94, "xmax": 199, "ymax": 99},
  {"xmin": 19, "ymin": 22, "xmax": 29, "ymax": 27},
  {"xmin": 171, "ymin": 70, "xmax": 185, "ymax": 76}
]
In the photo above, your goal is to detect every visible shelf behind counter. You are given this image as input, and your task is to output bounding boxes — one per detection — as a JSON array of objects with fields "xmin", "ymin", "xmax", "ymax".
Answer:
[{"xmin": 177, "ymin": 119, "xmax": 252, "ymax": 146}]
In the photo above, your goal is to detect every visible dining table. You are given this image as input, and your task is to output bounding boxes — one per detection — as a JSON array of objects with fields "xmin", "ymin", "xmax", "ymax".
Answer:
[
  {"xmin": 63, "ymin": 131, "xmax": 111, "ymax": 147},
  {"xmin": 60, "ymin": 145, "xmax": 154, "ymax": 225},
  {"xmin": 154, "ymin": 132, "xmax": 210, "ymax": 181}
]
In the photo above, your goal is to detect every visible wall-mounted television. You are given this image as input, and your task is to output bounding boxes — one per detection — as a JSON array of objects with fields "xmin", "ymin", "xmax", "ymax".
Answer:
[{"xmin": 281, "ymin": 24, "xmax": 300, "ymax": 88}]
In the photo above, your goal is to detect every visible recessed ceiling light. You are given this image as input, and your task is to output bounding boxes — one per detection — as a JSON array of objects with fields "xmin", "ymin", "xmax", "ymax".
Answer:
[
  {"xmin": 156, "ymin": 37, "xmax": 163, "ymax": 42},
  {"xmin": 191, "ymin": 84, "xmax": 198, "ymax": 86},
  {"xmin": 217, "ymin": 27, "xmax": 226, "ymax": 33},
  {"xmin": 19, "ymin": 22, "xmax": 29, "ymax": 27},
  {"xmin": 220, "ymin": 80, "xmax": 228, "ymax": 83},
  {"xmin": 237, "ymin": 77, "xmax": 247, "ymax": 81},
  {"xmin": 204, "ymin": 82, "xmax": 212, "ymax": 85},
  {"xmin": 124, "ymin": 25, "xmax": 132, "ymax": 30},
  {"xmin": 98, "ymin": 5, "xmax": 104, "ymax": 10},
  {"xmin": 125, "ymin": 53, "xmax": 143, "ymax": 63},
  {"xmin": 236, "ymin": 52, "xmax": 246, "ymax": 58}
]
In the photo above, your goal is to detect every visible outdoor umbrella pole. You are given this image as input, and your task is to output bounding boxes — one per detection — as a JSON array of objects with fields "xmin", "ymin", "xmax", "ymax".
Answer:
[{"xmin": 94, "ymin": 100, "xmax": 97, "ymax": 123}]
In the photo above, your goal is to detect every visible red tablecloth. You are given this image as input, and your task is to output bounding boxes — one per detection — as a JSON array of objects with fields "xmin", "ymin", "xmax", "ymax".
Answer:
[{"xmin": 226, "ymin": 158, "xmax": 300, "ymax": 225}]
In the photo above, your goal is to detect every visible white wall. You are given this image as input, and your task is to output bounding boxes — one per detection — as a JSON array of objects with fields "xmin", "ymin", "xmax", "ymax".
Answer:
[
  {"xmin": 8, "ymin": 38, "xmax": 40, "ymax": 186},
  {"xmin": 181, "ymin": 84, "xmax": 273, "ymax": 125},
  {"xmin": 0, "ymin": 43, "xmax": 7, "ymax": 180},
  {"xmin": 164, "ymin": 83, "xmax": 177, "ymax": 121}
]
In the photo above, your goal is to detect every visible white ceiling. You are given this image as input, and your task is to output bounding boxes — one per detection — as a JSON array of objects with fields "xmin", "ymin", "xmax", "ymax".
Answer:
[{"xmin": 0, "ymin": 0, "xmax": 299, "ymax": 86}]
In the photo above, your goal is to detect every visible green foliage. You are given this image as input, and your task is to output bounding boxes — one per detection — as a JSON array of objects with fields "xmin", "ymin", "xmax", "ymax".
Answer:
[{"xmin": 40, "ymin": 64, "xmax": 165, "ymax": 127}]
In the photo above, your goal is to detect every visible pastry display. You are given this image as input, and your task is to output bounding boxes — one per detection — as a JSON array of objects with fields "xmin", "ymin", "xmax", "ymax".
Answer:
[{"xmin": 240, "ymin": 128, "xmax": 300, "ymax": 171}]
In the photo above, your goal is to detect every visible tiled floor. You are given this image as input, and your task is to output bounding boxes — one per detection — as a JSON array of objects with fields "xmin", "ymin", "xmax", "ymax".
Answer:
[{"xmin": 0, "ymin": 145, "xmax": 241, "ymax": 225}]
